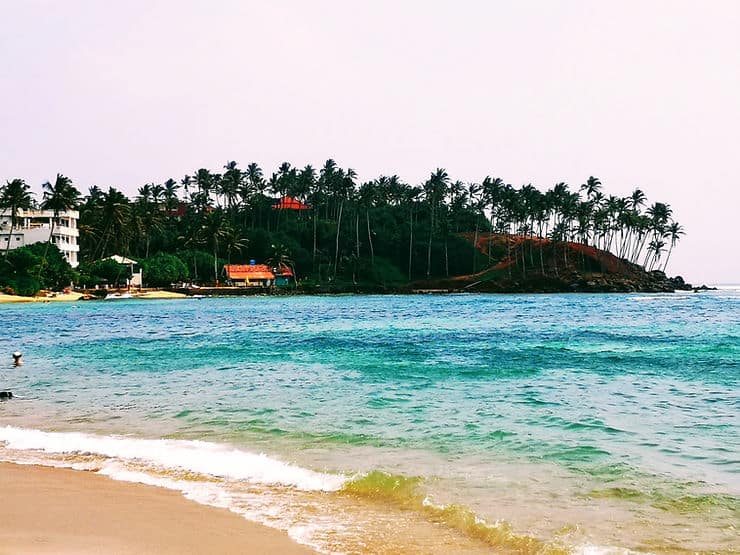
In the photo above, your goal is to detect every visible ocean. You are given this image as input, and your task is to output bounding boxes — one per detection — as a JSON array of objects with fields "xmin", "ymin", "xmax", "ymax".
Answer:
[{"xmin": 1, "ymin": 291, "xmax": 738, "ymax": 554}]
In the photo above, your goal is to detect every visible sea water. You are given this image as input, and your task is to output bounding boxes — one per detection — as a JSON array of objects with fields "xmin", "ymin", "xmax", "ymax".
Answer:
[{"xmin": 1, "ymin": 292, "xmax": 738, "ymax": 554}]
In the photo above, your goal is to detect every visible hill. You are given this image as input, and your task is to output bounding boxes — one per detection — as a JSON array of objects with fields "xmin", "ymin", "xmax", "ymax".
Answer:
[{"xmin": 410, "ymin": 233, "xmax": 693, "ymax": 293}]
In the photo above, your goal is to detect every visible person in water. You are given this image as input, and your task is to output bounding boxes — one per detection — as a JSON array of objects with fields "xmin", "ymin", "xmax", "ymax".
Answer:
[{"xmin": 12, "ymin": 351, "xmax": 22, "ymax": 366}]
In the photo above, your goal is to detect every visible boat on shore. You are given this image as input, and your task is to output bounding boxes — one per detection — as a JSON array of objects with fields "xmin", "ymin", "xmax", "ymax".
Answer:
[{"xmin": 103, "ymin": 292, "xmax": 133, "ymax": 300}]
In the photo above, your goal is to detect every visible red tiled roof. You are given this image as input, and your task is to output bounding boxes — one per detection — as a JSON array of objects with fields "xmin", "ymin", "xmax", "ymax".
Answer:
[
  {"xmin": 275, "ymin": 265, "xmax": 293, "ymax": 277},
  {"xmin": 272, "ymin": 196, "xmax": 310, "ymax": 210},
  {"xmin": 224, "ymin": 264, "xmax": 274, "ymax": 281}
]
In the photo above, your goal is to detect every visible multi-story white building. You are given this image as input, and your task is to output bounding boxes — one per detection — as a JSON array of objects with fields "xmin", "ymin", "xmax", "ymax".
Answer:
[{"xmin": 0, "ymin": 208, "xmax": 80, "ymax": 268}]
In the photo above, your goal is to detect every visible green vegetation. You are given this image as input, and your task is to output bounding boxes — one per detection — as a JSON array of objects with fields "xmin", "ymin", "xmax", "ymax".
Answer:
[
  {"xmin": 1, "ymin": 163, "xmax": 684, "ymax": 294},
  {"xmin": 0, "ymin": 243, "xmax": 75, "ymax": 295}
]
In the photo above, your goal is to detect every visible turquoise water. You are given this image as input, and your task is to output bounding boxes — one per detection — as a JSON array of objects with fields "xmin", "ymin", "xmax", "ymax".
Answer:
[{"xmin": 1, "ymin": 292, "xmax": 738, "ymax": 553}]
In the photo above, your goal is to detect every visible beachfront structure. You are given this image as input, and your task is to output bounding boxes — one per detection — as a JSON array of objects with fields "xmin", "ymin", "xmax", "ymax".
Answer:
[
  {"xmin": 223, "ymin": 262, "xmax": 294, "ymax": 287},
  {"xmin": 0, "ymin": 208, "xmax": 80, "ymax": 268},
  {"xmin": 103, "ymin": 255, "xmax": 143, "ymax": 288}
]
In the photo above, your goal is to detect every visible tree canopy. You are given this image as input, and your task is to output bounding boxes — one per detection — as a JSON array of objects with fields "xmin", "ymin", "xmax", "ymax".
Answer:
[{"xmin": 2, "ymin": 162, "xmax": 684, "ymax": 292}]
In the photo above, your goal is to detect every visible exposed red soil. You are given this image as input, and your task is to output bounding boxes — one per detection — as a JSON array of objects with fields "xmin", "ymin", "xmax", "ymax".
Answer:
[{"xmin": 455, "ymin": 232, "xmax": 631, "ymax": 282}]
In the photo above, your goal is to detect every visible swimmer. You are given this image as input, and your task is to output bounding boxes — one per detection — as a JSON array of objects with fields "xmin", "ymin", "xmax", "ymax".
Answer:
[{"xmin": 12, "ymin": 351, "xmax": 23, "ymax": 366}]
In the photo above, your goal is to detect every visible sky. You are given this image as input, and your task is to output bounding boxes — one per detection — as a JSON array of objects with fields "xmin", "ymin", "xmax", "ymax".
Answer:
[{"xmin": 1, "ymin": 0, "xmax": 739, "ymax": 283}]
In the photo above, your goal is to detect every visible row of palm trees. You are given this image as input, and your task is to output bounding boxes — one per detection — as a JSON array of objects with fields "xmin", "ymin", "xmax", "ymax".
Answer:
[{"xmin": 2, "ymin": 163, "xmax": 684, "ymax": 284}]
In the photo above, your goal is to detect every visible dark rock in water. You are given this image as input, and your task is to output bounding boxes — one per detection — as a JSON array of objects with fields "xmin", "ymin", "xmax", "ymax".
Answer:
[
  {"xmin": 0, "ymin": 391, "xmax": 12, "ymax": 400},
  {"xmin": 693, "ymin": 284, "xmax": 718, "ymax": 291}
]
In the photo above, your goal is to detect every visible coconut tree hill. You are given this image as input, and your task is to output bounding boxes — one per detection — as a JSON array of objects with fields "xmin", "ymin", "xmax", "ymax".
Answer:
[{"xmin": 1, "ymin": 162, "xmax": 694, "ymax": 295}]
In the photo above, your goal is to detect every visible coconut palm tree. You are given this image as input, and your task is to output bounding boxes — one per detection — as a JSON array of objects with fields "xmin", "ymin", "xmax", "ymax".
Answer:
[
  {"xmin": 163, "ymin": 178, "xmax": 180, "ymax": 210},
  {"xmin": 424, "ymin": 168, "xmax": 449, "ymax": 278},
  {"xmin": 0, "ymin": 179, "xmax": 35, "ymax": 255},
  {"xmin": 95, "ymin": 188, "xmax": 131, "ymax": 259},
  {"xmin": 195, "ymin": 210, "xmax": 229, "ymax": 284},
  {"xmin": 661, "ymin": 221, "xmax": 684, "ymax": 272},
  {"xmin": 38, "ymin": 174, "xmax": 80, "ymax": 274},
  {"xmin": 266, "ymin": 242, "xmax": 296, "ymax": 281}
]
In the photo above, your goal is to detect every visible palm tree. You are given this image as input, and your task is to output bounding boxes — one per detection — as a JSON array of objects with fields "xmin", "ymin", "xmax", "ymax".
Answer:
[
  {"xmin": 132, "ymin": 195, "xmax": 164, "ymax": 258},
  {"xmin": 38, "ymin": 174, "xmax": 80, "ymax": 273},
  {"xmin": 580, "ymin": 176, "xmax": 602, "ymax": 201},
  {"xmin": 195, "ymin": 210, "xmax": 229, "ymax": 284},
  {"xmin": 332, "ymin": 167, "xmax": 356, "ymax": 278},
  {"xmin": 222, "ymin": 225, "xmax": 248, "ymax": 266},
  {"xmin": 163, "ymin": 178, "xmax": 180, "ymax": 210},
  {"xmin": 358, "ymin": 181, "xmax": 377, "ymax": 266},
  {"xmin": 424, "ymin": 168, "xmax": 449, "ymax": 278},
  {"xmin": 266, "ymin": 242, "xmax": 296, "ymax": 282},
  {"xmin": 0, "ymin": 179, "xmax": 35, "ymax": 255},
  {"xmin": 661, "ymin": 221, "xmax": 684, "ymax": 272},
  {"xmin": 94, "ymin": 188, "xmax": 131, "ymax": 259},
  {"xmin": 221, "ymin": 161, "xmax": 243, "ymax": 214}
]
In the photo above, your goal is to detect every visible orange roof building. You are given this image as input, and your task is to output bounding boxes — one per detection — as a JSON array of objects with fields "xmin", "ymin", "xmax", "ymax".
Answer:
[
  {"xmin": 224, "ymin": 264, "xmax": 274, "ymax": 282},
  {"xmin": 272, "ymin": 196, "xmax": 310, "ymax": 210},
  {"xmin": 223, "ymin": 263, "xmax": 295, "ymax": 286}
]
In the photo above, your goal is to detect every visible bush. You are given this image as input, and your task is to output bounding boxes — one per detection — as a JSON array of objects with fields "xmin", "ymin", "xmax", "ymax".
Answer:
[
  {"xmin": 142, "ymin": 253, "xmax": 189, "ymax": 287},
  {"xmin": 0, "ymin": 243, "xmax": 74, "ymax": 295}
]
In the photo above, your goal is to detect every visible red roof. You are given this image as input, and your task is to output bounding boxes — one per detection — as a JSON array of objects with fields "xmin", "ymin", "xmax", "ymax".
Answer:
[
  {"xmin": 275, "ymin": 265, "xmax": 293, "ymax": 277},
  {"xmin": 272, "ymin": 196, "xmax": 310, "ymax": 210},
  {"xmin": 224, "ymin": 264, "xmax": 274, "ymax": 281}
]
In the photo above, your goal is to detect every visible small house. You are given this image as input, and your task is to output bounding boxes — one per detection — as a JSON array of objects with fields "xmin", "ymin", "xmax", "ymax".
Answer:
[
  {"xmin": 104, "ymin": 255, "xmax": 142, "ymax": 288},
  {"xmin": 223, "ymin": 263, "xmax": 275, "ymax": 287},
  {"xmin": 273, "ymin": 265, "xmax": 295, "ymax": 287}
]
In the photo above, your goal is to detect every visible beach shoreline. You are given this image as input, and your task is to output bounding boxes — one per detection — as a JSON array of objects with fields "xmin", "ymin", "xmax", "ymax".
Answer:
[{"xmin": 0, "ymin": 462, "xmax": 315, "ymax": 555}]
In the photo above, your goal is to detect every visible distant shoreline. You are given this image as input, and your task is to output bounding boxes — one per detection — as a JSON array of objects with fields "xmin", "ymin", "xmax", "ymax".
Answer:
[{"xmin": 0, "ymin": 285, "xmax": 718, "ymax": 304}]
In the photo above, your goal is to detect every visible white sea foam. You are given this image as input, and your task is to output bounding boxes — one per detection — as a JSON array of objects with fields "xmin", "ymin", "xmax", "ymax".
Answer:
[
  {"xmin": 574, "ymin": 545, "xmax": 653, "ymax": 555},
  {"xmin": 0, "ymin": 425, "xmax": 346, "ymax": 492},
  {"xmin": 632, "ymin": 295, "xmax": 692, "ymax": 301}
]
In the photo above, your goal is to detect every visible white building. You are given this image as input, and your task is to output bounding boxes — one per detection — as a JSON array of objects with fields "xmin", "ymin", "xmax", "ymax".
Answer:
[{"xmin": 0, "ymin": 208, "xmax": 80, "ymax": 268}]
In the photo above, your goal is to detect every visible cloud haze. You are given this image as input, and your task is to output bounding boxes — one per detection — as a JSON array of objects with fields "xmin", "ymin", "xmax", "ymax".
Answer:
[{"xmin": 1, "ymin": 1, "xmax": 738, "ymax": 282}]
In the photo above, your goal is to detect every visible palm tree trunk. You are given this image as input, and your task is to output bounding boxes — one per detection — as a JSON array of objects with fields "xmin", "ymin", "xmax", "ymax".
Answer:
[
  {"xmin": 333, "ymin": 201, "xmax": 343, "ymax": 278},
  {"xmin": 213, "ymin": 242, "xmax": 219, "ymax": 286},
  {"xmin": 426, "ymin": 207, "xmax": 434, "ymax": 278},
  {"xmin": 312, "ymin": 208, "xmax": 318, "ymax": 272},
  {"xmin": 472, "ymin": 223, "xmax": 479, "ymax": 273},
  {"xmin": 4, "ymin": 220, "xmax": 14, "ymax": 256},
  {"xmin": 355, "ymin": 211, "xmax": 360, "ymax": 259},
  {"xmin": 444, "ymin": 239, "xmax": 449, "ymax": 277},
  {"xmin": 539, "ymin": 244, "xmax": 545, "ymax": 275},
  {"xmin": 366, "ymin": 210, "xmax": 374, "ymax": 266},
  {"xmin": 662, "ymin": 244, "xmax": 674, "ymax": 273},
  {"xmin": 36, "ymin": 215, "xmax": 57, "ymax": 283},
  {"xmin": 408, "ymin": 210, "xmax": 413, "ymax": 281}
]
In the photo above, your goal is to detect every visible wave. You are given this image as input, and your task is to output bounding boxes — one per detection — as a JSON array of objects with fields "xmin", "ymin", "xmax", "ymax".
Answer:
[
  {"xmin": 3, "ymin": 425, "xmax": 734, "ymax": 554},
  {"xmin": 341, "ymin": 471, "xmax": 570, "ymax": 554},
  {"xmin": 0, "ymin": 426, "xmax": 345, "ymax": 492}
]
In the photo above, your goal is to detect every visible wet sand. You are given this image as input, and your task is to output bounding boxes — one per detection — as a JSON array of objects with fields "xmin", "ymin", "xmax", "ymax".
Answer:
[{"xmin": 0, "ymin": 462, "xmax": 315, "ymax": 554}]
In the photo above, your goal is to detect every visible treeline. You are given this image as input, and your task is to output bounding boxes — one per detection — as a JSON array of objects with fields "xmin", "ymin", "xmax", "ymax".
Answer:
[{"xmin": 1, "ymin": 162, "xmax": 683, "ymax": 292}]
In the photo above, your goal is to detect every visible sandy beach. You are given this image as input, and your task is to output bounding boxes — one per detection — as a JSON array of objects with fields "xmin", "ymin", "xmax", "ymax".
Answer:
[
  {"xmin": 0, "ymin": 293, "xmax": 36, "ymax": 304},
  {"xmin": 0, "ymin": 292, "xmax": 84, "ymax": 304},
  {"xmin": 0, "ymin": 462, "xmax": 315, "ymax": 555}
]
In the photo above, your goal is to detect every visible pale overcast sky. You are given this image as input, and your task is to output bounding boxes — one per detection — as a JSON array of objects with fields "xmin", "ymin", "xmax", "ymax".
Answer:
[{"xmin": 1, "ymin": 1, "xmax": 738, "ymax": 283}]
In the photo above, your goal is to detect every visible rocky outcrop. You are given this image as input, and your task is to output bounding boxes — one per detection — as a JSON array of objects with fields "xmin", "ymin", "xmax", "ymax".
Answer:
[{"xmin": 413, "ymin": 236, "xmax": 698, "ymax": 294}]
